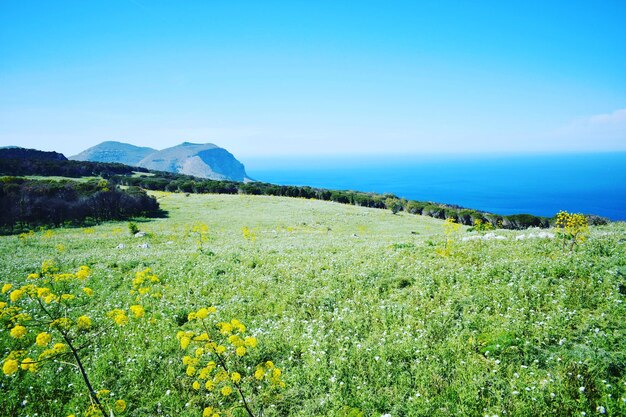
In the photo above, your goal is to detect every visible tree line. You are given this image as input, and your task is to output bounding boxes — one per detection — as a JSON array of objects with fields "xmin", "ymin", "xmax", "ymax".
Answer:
[
  {"xmin": 112, "ymin": 174, "xmax": 599, "ymax": 229},
  {"xmin": 0, "ymin": 155, "xmax": 607, "ymax": 230},
  {"xmin": 0, "ymin": 177, "xmax": 162, "ymax": 234},
  {"xmin": 0, "ymin": 155, "xmax": 148, "ymax": 178}
]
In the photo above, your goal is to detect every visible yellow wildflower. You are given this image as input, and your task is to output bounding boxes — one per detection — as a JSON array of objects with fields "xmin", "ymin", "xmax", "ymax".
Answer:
[
  {"xmin": 220, "ymin": 386, "xmax": 233, "ymax": 396},
  {"xmin": 53, "ymin": 343, "xmax": 67, "ymax": 353},
  {"xmin": 20, "ymin": 358, "xmax": 36, "ymax": 372},
  {"xmin": 254, "ymin": 367, "xmax": 265, "ymax": 380},
  {"xmin": 108, "ymin": 309, "xmax": 129, "ymax": 326},
  {"xmin": 194, "ymin": 347, "xmax": 204, "ymax": 357},
  {"xmin": 97, "ymin": 389, "xmax": 111, "ymax": 397},
  {"xmin": 231, "ymin": 319, "xmax": 246, "ymax": 333},
  {"xmin": 216, "ymin": 345, "xmax": 226, "ymax": 354},
  {"xmin": 180, "ymin": 336, "xmax": 191, "ymax": 349},
  {"xmin": 235, "ymin": 346, "xmax": 246, "ymax": 357},
  {"xmin": 50, "ymin": 317, "xmax": 72, "ymax": 330},
  {"xmin": 60, "ymin": 294, "xmax": 75, "ymax": 301},
  {"xmin": 0, "ymin": 301, "xmax": 6, "ymax": 310},
  {"xmin": 41, "ymin": 259, "xmax": 57, "ymax": 274},
  {"xmin": 114, "ymin": 399, "xmax": 126, "ymax": 413},
  {"xmin": 196, "ymin": 307, "xmax": 210, "ymax": 319},
  {"xmin": 192, "ymin": 380, "xmax": 200, "ymax": 390},
  {"xmin": 43, "ymin": 294, "xmax": 58, "ymax": 304},
  {"xmin": 75, "ymin": 266, "xmax": 90, "ymax": 280},
  {"xmin": 194, "ymin": 332, "xmax": 209, "ymax": 341},
  {"xmin": 10, "ymin": 289, "xmax": 24, "ymax": 302},
  {"xmin": 36, "ymin": 332, "xmax": 52, "ymax": 346},
  {"xmin": 228, "ymin": 335, "xmax": 243, "ymax": 347},
  {"xmin": 130, "ymin": 304, "xmax": 145, "ymax": 318},
  {"xmin": 76, "ymin": 315, "xmax": 92, "ymax": 330},
  {"xmin": 244, "ymin": 336, "xmax": 258, "ymax": 348},
  {"xmin": 10, "ymin": 325, "xmax": 27, "ymax": 339},
  {"xmin": 83, "ymin": 287, "xmax": 94, "ymax": 296},
  {"xmin": 205, "ymin": 380, "xmax": 215, "ymax": 391},
  {"xmin": 198, "ymin": 367, "xmax": 211, "ymax": 379},
  {"xmin": 186, "ymin": 365, "xmax": 196, "ymax": 376},
  {"xmin": 218, "ymin": 322, "xmax": 232, "ymax": 335},
  {"xmin": 3, "ymin": 359, "xmax": 19, "ymax": 375},
  {"xmin": 2, "ymin": 283, "xmax": 13, "ymax": 293},
  {"xmin": 214, "ymin": 369, "xmax": 228, "ymax": 382},
  {"xmin": 203, "ymin": 407, "xmax": 214, "ymax": 417},
  {"xmin": 37, "ymin": 287, "xmax": 50, "ymax": 298},
  {"xmin": 231, "ymin": 372, "xmax": 241, "ymax": 383},
  {"xmin": 85, "ymin": 405, "xmax": 101, "ymax": 417}
]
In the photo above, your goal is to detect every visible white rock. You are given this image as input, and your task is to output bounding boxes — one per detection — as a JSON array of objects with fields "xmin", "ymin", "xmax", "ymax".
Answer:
[
  {"xmin": 116, "ymin": 243, "xmax": 125, "ymax": 249},
  {"xmin": 134, "ymin": 231, "xmax": 146, "ymax": 237}
]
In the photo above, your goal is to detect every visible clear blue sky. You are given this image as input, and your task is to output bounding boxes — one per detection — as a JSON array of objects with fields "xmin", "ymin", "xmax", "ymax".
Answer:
[{"xmin": 1, "ymin": 0, "xmax": 625, "ymax": 158}]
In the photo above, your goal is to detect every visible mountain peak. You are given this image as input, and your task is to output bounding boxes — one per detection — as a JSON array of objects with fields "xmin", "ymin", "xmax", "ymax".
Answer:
[
  {"xmin": 70, "ymin": 142, "xmax": 156, "ymax": 166},
  {"xmin": 139, "ymin": 142, "xmax": 249, "ymax": 181},
  {"xmin": 71, "ymin": 141, "xmax": 251, "ymax": 182}
]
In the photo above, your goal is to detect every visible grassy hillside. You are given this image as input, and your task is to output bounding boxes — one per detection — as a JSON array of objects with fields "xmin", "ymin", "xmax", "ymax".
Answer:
[{"xmin": 1, "ymin": 193, "xmax": 625, "ymax": 417}]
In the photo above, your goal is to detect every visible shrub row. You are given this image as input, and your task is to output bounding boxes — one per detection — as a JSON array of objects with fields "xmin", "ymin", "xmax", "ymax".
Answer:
[{"xmin": 0, "ymin": 177, "xmax": 162, "ymax": 234}]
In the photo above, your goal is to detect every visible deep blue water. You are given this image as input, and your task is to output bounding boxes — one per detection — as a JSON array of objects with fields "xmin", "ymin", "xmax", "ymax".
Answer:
[{"xmin": 244, "ymin": 152, "xmax": 626, "ymax": 220}]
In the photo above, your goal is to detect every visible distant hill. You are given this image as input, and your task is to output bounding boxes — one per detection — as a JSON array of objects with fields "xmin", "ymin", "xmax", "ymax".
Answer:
[
  {"xmin": 71, "ymin": 141, "xmax": 251, "ymax": 182},
  {"xmin": 70, "ymin": 141, "xmax": 156, "ymax": 166},
  {"xmin": 0, "ymin": 147, "xmax": 67, "ymax": 161},
  {"xmin": 138, "ymin": 142, "xmax": 251, "ymax": 182}
]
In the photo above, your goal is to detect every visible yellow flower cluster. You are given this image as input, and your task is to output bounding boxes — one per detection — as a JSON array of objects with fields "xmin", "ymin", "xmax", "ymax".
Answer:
[
  {"xmin": 129, "ymin": 304, "xmax": 145, "ymax": 318},
  {"xmin": 242, "ymin": 226, "xmax": 257, "ymax": 242},
  {"xmin": 107, "ymin": 309, "xmax": 129, "ymax": 326},
  {"xmin": 2, "ymin": 358, "xmax": 19, "ymax": 375},
  {"xmin": 3, "ymin": 341, "xmax": 68, "ymax": 375},
  {"xmin": 82, "ymin": 395, "xmax": 126, "ymax": 416},
  {"xmin": 178, "ymin": 309, "xmax": 284, "ymax": 417},
  {"xmin": 36, "ymin": 332, "xmax": 52, "ymax": 346},
  {"xmin": 10, "ymin": 324, "xmax": 27, "ymax": 339},
  {"xmin": 253, "ymin": 361, "xmax": 286, "ymax": 387},
  {"xmin": 203, "ymin": 406, "xmax": 220, "ymax": 417},
  {"xmin": 131, "ymin": 268, "xmax": 162, "ymax": 300},
  {"xmin": 187, "ymin": 306, "xmax": 217, "ymax": 321},
  {"xmin": 76, "ymin": 315, "xmax": 92, "ymax": 330},
  {"xmin": 1, "ymin": 262, "xmax": 92, "ymax": 309},
  {"xmin": 555, "ymin": 210, "xmax": 589, "ymax": 250}
]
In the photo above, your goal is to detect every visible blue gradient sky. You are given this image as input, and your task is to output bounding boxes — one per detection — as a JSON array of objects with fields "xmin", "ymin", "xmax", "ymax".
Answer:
[{"xmin": 1, "ymin": 0, "xmax": 625, "ymax": 158}]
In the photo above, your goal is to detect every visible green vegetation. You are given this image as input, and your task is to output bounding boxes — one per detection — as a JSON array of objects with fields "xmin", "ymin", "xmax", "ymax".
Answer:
[
  {"xmin": 0, "ymin": 177, "xmax": 162, "ymax": 234},
  {"xmin": 3, "ymin": 153, "xmax": 590, "ymax": 230},
  {"xmin": 1, "ymin": 192, "xmax": 625, "ymax": 416}
]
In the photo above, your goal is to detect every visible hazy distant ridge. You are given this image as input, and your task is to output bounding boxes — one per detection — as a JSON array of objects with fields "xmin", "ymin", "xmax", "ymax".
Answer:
[
  {"xmin": 71, "ymin": 141, "xmax": 251, "ymax": 182},
  {"xmin": 71, "ymin": 141, "xmax": 156, "ymax": 166}
]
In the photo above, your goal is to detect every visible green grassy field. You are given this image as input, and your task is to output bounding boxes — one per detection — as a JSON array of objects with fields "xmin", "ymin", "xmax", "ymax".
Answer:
[{"xmin": 1, "ymin": 192, "xmax": 626, "ymax": 416}]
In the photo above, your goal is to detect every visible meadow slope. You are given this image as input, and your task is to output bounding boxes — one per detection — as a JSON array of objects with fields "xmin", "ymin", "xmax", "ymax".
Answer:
[{"xmin": 1, "ymin": 192, "xmax": 625, "ymax": 417}]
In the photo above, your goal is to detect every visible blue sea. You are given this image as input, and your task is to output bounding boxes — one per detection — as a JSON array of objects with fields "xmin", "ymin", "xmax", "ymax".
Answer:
[{"xmin": 244, "ymin": 152, "xmax": 626, "ymax": 221}]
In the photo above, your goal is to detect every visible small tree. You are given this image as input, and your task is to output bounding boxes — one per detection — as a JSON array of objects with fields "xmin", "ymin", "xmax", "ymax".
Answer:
[
  {"xmin": 385, "ymin": 197, "xmax": 403, "ymax": 214},
  {"xmin": 128, "ymin": 222, "xmax": 139, "ymax": 236}
]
